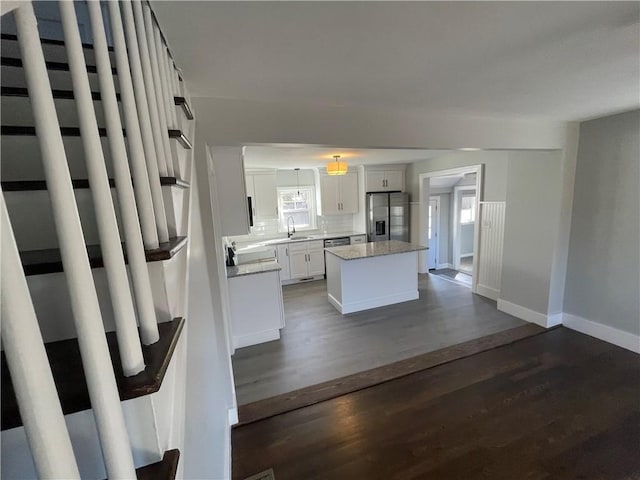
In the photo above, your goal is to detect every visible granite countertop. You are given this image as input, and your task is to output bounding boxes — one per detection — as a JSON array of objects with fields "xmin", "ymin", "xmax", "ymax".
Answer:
[
  {"xmin": 325, "ymin": 240, "xmax": 428, "ymax": 261},
  {"xmin": 237, "ymin": 231, "xmax": 367, "ymax": 249},
  {"xmin": 226, "ymin": 259, "xmax": 282, "ymax": 278}
]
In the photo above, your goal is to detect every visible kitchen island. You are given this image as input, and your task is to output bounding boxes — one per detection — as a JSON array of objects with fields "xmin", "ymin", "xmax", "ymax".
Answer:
[{"xmin": 324, "ymin": 240, "xmax": 428, "ymax": 314}]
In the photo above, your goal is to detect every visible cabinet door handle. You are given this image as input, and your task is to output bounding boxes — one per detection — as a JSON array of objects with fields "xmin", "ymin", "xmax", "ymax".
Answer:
[{"xmin": 285, "ymin": 247, "xmax": 288, "ymax": 256}]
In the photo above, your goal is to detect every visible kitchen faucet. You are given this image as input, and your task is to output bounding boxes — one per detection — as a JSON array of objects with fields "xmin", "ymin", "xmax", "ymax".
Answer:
[{"xmin": 287, "ymin": 216, "xmax": 296, "ymax": 238}]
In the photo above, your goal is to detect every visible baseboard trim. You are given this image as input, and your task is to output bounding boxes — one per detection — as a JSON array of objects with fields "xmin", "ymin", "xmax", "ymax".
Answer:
[
  {"xmin": 436, "ymin": 263, "xmax": 453, "ymax": 270},
  {"xmin": 460, "ymin": 253, "xmax": 473, "ymax": 258},
  {"xmin": 497, "ymin": 299, "xmax": 558, "ymax": 328},
  {"xmin": 475, "ymin": 283, "xmax": 499, "ymax": 301},
  {"xmin": 563, "ymin": 313, "xmax": 640, "ymax": 354},
  {"xmin": 228, "ymin": 407, "xmax": 238, "ymax": 426},
  {"xmin": 233, "ymin": 329, "xmax": 280, "ymax": 349},
  {"xmin": 334, "ymin": 291, "xmax": 419, "ymax": 315}
]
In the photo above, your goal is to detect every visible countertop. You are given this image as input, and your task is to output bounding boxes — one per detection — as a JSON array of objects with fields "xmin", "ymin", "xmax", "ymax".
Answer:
[
  {"xmin": 325, "ymin": 240, "xmax": 428, "ymax": 261},
  {"xmin": 226, "ymin": 259, "xmax": 282, "ymax": 278},
  {"xmin": 236, "ymin": 232, "xmax": 366, "ymax": 252}
]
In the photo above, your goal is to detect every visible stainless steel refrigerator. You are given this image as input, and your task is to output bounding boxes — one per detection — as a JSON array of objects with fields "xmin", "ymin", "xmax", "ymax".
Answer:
[{"xmin": 366, "ymin": 192, "xmax": 409, "ymax": 242}]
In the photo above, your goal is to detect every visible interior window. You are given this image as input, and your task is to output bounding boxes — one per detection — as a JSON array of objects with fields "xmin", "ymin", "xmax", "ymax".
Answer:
[
  {"xmin": 460, "ymin": 195, "xmax": 476, "ymax": 224},
  {"xmin": 278, "ymin": 187, "xmax": 317, "ymax": 231}
]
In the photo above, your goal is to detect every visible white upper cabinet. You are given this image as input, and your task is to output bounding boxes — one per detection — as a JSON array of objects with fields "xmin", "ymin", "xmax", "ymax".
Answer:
[
  {"xmin": 210, "ymin": 146, "xmax": 250, "ymax": 236},
  {"xmin": 319, "ymin": 173, "xmax": 359, "ymax": 215},
  {"xmin": 365, "ymin": 167, "xmax": 405, "ymax": 192},
  {"xmin": 246, "ymin": 171, "xmax": 278, "ymax": 219}
]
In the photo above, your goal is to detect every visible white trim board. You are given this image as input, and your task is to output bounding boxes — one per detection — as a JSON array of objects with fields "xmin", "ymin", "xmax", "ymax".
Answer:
[
  {"xmin": 497, "ymin": 299, "xmax": 562, "ymax": 328},
  {"xmin": 436, "ymin": 263, "xmax": 454, "ymax": 270},
  {"xmin": 563, "ymin": 313, "xmax": 640, "ymax": 354}
]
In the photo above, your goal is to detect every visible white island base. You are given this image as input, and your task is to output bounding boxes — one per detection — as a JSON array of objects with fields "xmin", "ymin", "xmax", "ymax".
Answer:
[{"xmin": 325, "ymin": 248, "xmax": 420, "ymax": 314}]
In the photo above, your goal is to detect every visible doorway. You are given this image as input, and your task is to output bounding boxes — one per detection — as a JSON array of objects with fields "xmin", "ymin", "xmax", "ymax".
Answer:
[{"xmin": 427, "ymin": 197, "xmax": 439, "ymax": 269}]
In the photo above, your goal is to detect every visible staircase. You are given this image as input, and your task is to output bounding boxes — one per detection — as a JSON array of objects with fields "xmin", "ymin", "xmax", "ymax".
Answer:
[{"xmin": 1, "ymin": 1, "xmax": 194, "ymax": 478}]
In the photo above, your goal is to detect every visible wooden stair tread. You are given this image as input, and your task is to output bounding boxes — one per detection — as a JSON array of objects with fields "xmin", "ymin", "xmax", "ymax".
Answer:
[
  {"xmin": 18, "ymin": 236, "xmax": 188, "ymax": 276},
  {"xmin": 173, "ymin": 96, "xmax": 194, "ymax": 120},
  {"xmin": 134, "ymin": 449, "xmax": 180, "ymax": 480},
  {"xmin": 1, "ymin": 176, "xmax": 189, "ymax": 191},
  {"xmin": 1, "ymin": 125, "xmax": 193, "ymax": 149},
  {"xmin": 2, "ymin": 85, "xmax": 120, "ymax": 101},
  {"xmin": 1, "ymin": 317, "xmax": 185, "ymax": 431},
  {"xmin": 1, "ymin": 56, "xmax": 115, "ymax": 75},
  {"xmin": 1, "ymin": 33, "xmax": 114, "ymax": 52}
]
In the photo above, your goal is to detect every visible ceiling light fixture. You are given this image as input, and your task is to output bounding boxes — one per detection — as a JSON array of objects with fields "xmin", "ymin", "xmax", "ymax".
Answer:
[
  {"xmin": 327, "ymin": 155, "xmax": 348, "ymax": 175},
  {"xmin": 293, "ymin": 168, "xmax": 303, "ymax": 201}
]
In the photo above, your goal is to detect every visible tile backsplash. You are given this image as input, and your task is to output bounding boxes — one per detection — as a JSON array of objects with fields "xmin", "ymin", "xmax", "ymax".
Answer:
[{"xmin": 228, "ymin": 214, "xmax": 356, "ymax": 245}]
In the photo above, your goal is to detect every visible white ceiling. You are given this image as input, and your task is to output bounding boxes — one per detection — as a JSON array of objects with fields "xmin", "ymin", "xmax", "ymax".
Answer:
[
  {"xmin": 243, "ymin": 145, "xmax": 448, "ymax": 169},
  {"xmin": 154, "ymin": 1, "xmax": 639, "ymax": 122}
]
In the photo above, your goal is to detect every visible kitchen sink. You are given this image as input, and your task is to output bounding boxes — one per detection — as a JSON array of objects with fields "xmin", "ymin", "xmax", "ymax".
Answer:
[{"xmin": 289, "ymin": 235, "xmax": 310, "ymax": 240}]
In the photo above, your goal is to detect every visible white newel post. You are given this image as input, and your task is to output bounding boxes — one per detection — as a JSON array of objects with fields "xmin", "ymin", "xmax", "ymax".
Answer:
[
  {"xmin": 60, "ymin": 1, "xmax": 145, "ymax": 376},
  {"xmin": 120, "ymin": 0, "xmax": 170, "ymax": 244},
  {"xmin": 131, "ymin": 0, "xmax": 172, "ymax": 177},
  {"xmin": 1, "ymin": 194, "xmax": 80, "ymax": 480},
  {"xmin": 143, "ymin": 3, "xmax": 180, "ymax": 179},
  {"xmin": 87, "ymin": 1, "xmax": 160, "ymax": 345},
  {"xmin": 14, "ymin": 2, "xmax": 137, "ymax": 478}
]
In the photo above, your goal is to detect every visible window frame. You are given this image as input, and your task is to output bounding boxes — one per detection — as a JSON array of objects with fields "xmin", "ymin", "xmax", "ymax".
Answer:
[{"xmin": 277, "ymin": 186, "xmax": 317, "ymax": 232}]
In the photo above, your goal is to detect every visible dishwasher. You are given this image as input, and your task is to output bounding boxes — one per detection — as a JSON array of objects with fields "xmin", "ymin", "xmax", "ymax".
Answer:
[{"xmin": 323, "ymin": 237, "xmax": 351, "ymax": 277}]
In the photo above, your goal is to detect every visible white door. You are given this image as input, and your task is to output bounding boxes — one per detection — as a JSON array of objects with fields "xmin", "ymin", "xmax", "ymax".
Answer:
[
  {"xmin": 307, "ymin": 249, "xmax": 326, "ymax": 276},
  {"xmin": 339, "ymin": 174, "xmax": 359, "ymax": 213},
  {"xmin": 320, "ymin": 175, "xmax": 340, "ymax": 215},
  {"xmin": 276, "ymin": 244, "xmax": 291, "ymax": 281},
  {"xmin": 428, "ymin": 198, "xmax": 439, "ymax": 269},
  {"xmin": 253, "ymin": 173, "xmax": 278, "ymax": 218},
  {"xmin": 289, "ymin": 251, "xmax": 309, "ymax": 279},
  {"xmin": 366, "ymin": 171, "xmax": 386, "ymax": 191},
  {"xmin": 385, "ymin": 170, "xmax": 404, "ymax": 191}
]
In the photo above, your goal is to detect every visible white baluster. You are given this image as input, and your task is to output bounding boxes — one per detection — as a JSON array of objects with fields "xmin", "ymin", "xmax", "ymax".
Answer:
[
  {"xmin": 97, "ymin": 3, "xmax": 158, "ymax": 250},
  {"xmin": 142, "ymin": 2, "xmax": 179, "ymax": 179},
  {"xmin": 88, "ymin": 1, "xmax": 159, "ymax": 345},
  {"xmin": 1, "ymin": 193, "xmax": 80, "ymax": 480},
  {"xmin": 120, "ymin": 0, "xmax": 170, "ymax": 244},
  {"xmin": 60, "ymin": 0, "xmax": 144, "ymax": 377},
  {"xmin": 130, "ymin": 0, "xmax": 173, "ymax": 177},
  {"xmin": 14, "ymin": 3, "xmax": 136, "ymax": 478}
]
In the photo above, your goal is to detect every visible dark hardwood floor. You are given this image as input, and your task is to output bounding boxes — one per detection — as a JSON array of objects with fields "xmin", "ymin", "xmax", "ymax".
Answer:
[
  {"xmin": 232, "ymin": 327, "xmax": 640, "ymax": 480},
  {"xmin": 232, "ymin": 274, "xmax": 526, "ymax": 405}
]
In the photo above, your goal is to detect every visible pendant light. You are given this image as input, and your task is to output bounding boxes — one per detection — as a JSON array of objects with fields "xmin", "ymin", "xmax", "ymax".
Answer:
[
  {"xmin": 327, "ymin": 155, "xmax": 348, "ymax": 175},
  {"xmin": 293, "ymin": 168, "xmax": 303, "ymax": 201}
]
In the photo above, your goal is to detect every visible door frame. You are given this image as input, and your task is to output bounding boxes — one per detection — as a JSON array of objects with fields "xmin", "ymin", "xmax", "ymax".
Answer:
[
  {"xmin": 452, "ymin": 185, "xmax": 477, "ymax": 271},
  {"xmin": 418, "ymin": 164, "xmax": 483, "ymax": 294},
  {"xmin": 428, "ymin": 196, "xmax": 440, "ymax": 269}
]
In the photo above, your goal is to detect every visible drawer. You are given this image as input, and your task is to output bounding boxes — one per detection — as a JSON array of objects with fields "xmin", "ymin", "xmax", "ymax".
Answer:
[
  {"xmin": 288, "ymin": 241, "xmax": 309, "ymax": 252},
  {"xmin": 306, "ymin": 240, "xmax": 324, "ymax": 250},
  {"xmin": 350, "ymin": 235, "xmax": 367, "ymax": 244}
]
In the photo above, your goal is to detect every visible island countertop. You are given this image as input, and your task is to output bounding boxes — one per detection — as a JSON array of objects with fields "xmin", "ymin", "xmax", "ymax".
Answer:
[
  {"xmin": 226, "ymin": 259, "xmax": 282, "ymax": 278},
  {"xmin": 325, "ymin": 240, "xmax": 428, "ymax": 261}
]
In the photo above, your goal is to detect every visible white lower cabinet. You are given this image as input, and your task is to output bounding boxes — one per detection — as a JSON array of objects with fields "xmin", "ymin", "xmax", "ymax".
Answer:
[
  {"xmin": 276, "ymin": 244, "xmax": 291, "ymax": 281},
  {"xmin": 282, "ymin": 240, "xmax": 325, "ymax": 282}
]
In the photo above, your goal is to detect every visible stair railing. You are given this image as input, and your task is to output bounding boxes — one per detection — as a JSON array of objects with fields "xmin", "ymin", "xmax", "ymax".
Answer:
[
  {"xmin": 120, "ymin": 0, "xmax": 171, "ymax": 243},
  {"xmin": 1, "ymin": 192, "xmax": 80, "ymax": 479},
  {"xmin": 13, "ymin": 2, "xmax": 137, "ymax": 477},
  {"xmin": 87, "ymin": 0, "xmax": 160, "ymax": 345},
  {"xmin": 142, "ymin": 2, "xmax": 181, "ymax": 180},
  {"xmin": 60, "ymin": 0, "xmax": 145, "ymax": 376}
]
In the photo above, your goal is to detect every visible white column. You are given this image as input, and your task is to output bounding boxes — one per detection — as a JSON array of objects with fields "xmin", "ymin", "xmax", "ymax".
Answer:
[
  {"xmin": 131, "ymin": 0, "xmax": 173, "ymax": 177},
  {"xmin": 88, "ymin": 1, "xmax": 159, "ymax": 345},
  {"xmin": 60, "ymin": 0, "xmax": 144, "ymax": 377},
  {"xmin": 100, "ymin": 2, "xmax": 158, "ymax": 249},
  {"xmin": 14, "ymin": 3, "xmax": 137, "ymax": 478},
  {"xmin": 121, "ymin": 0, "xmax": 170, "ymax": 244},
  {"xmin": 1, "ymin": 193, "xmax": 80, "ymax": 480}
]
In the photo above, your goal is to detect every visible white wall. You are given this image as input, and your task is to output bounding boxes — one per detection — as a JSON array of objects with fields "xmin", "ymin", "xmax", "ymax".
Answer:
[
  {"xmin": 564, "ymin": 110, "xmax": 640, "ymax": 335},
  {"xmin": 193, "ymin": 97, "xmax": 568, "ymax": 151},
  {"xmin": 407, "ymin": 151, "xmax": 509, "ymax": 202},
  {"xmin": 500, "ymin": 151, "xmax": 563, "ymax": 316}
]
